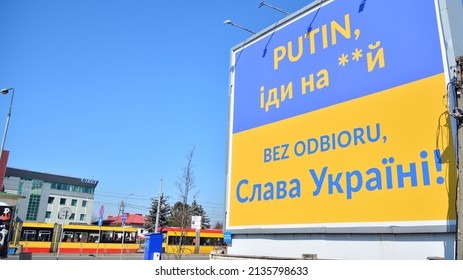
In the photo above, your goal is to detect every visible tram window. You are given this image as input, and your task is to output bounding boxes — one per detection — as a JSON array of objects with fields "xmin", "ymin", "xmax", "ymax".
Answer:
[
  {"xmin": 101, "ymin": 231, "xmax": 113, "ymax": 242},
  {"xmin": 73, "ymin": 232, "xmax": 88, "ymax": 243},
  {"xmin": 200, "ymin": 237, "xmax": 223, "ymax": 246},
  {"xmin": 89, "ymin": 233, "xmax": 99, "ymax": 243},
  {"xmin": 37, "ymin": 230, "xmax": 51, "ymax": 241},
  {"xmin": 126, "ymin": 232, "xmax": 136, "ymax": 242},
  {"xmin": 63, "ymin": 231, "xmax": 74, "ymax": 242},
  {"xmin": 168, "ymin": 236, "xmax": 195, "ymax": 245},
  {"xmin": 199, "ymin": 237, "xmax": 209, "ymax": 246},
  {"xmin": 22, "ymin": 230, "xmax": 36, "ymax": 241}
]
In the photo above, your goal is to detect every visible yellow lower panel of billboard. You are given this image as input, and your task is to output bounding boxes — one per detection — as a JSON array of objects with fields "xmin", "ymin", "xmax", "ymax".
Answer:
[{"xmin": 228, "ymin": 73, "xmax": 456, "ymax": 228}]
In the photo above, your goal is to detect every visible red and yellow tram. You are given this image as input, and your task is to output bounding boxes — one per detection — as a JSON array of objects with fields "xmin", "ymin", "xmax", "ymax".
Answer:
[
  {"xmin": 10, "ymin": 222, "xmax": 139, "ymax": 254},
  {"xmin": 160, "ymin": 227, "xmax": 224, "ymax": 255}
]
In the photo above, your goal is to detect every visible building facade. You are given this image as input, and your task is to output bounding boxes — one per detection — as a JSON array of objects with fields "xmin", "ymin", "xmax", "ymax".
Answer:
[{"xmin": 3, "ymin": 167, "xmax": 97, "ymax": 225}]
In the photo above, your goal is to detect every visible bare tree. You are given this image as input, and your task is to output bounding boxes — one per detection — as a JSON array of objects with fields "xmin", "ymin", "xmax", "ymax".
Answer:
[{"xmin": 173, "ymin": 146, "xmax": 198, "ymax": 260}]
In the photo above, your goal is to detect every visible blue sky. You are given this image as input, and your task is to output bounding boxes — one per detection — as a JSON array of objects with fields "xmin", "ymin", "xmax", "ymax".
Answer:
[{"xmin": 0, "ymin": 0, "xmax": 315, "ymax": 224}]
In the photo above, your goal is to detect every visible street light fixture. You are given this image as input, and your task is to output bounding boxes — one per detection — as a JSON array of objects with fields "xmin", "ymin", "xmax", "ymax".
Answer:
[
  {"xmin": 223, "ymin": 20, "xmax": 256, "ymax": 34},
  {"xmin": 258, "ymin": 2, "xmax": 290, "ymax": 15},
  {"xmin": 0, "ymin": 88, "xmax": 15, "ymax": 163}
]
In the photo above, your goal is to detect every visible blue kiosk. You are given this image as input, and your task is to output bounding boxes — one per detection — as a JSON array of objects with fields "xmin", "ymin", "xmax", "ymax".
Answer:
[{"xmin": 143, "ymin": 233, "xmax": 163, "ymax": 260}]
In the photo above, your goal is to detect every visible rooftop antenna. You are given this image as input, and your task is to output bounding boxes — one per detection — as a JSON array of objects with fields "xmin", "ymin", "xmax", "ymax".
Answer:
[
  {"xmin": 259, "ymin": 1, "xmax": 290, "ymax": 15},
  {"xmin": 224, "ymin": 20, "xmax": 256, "ymax": 34}
]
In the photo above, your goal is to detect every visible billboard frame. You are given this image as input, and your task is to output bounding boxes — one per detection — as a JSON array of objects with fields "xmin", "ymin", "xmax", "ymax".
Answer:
[{"xmin": 225, "ymin": 0, "xmax": 457, "ymax": 235}]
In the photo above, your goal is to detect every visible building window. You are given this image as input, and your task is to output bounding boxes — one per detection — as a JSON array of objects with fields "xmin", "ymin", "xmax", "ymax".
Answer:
[
  {"xmin": 80, "ymin": 214, "xmax": 86, "ymax": 221},
  {"xmin": 69, "ymin": 213, "xmax": 75, "ymax": 220},
  {"xmin": 60, "ymin": 198, "xmax": 66, "ymax": 205},
  {"xmin": 51, "ymin": 182, "xmax": 95, "ymax": 195},
  {"xmin": 82, "ymin": 200, "xmax": 87, "ymax": 207},
  {"xmin": 45, "ymin": 211, "xmax": 51, "ymax": 218},
  {"xmin": 26, "ymin": 193, "xmax": 40, "ymax": 221},
  {"xmin": 71, "ymin": 199, "xmax": 77, "ymax": 206},
  {"xmin": 48, "ymin": 197, "xmax": 54, "ymax": 204},
  {"xmin": 26, "ymin": 180, "xmax": 43, "ymax": 221}
]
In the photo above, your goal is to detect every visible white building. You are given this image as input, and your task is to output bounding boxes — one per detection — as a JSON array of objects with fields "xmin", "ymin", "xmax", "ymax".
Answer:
[{"xmin": 3, "ymin": 167, "xmax": 97, "ymax": 224}]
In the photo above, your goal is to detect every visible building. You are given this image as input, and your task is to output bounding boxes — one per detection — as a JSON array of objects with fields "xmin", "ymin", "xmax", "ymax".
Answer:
[{"xmin": 3, "ymin": 167, "xmax": 97, "ymax": 225}]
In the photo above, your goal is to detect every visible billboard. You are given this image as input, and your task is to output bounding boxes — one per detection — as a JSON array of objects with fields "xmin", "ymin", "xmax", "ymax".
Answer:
[{"xmin": 226, "ymin": 0, "xmax": 457, "ymax": 232}]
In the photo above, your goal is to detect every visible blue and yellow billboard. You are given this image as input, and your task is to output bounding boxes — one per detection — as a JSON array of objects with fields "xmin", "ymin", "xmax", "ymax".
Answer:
[{"xmin": 226, "ymin": 0, "xmax": 457, "ymax": 231}]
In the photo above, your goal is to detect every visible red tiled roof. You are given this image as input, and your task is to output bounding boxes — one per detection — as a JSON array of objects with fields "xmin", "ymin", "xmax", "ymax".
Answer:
[{"xmin": 105, "ymin": 213, "xmax": 146, "ymax": 226}]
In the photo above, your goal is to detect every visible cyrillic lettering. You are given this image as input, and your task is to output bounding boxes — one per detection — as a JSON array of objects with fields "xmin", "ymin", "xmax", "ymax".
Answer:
[
  {"xmin": 367, "ymin": 41, "xmax": 385, "ymax": 72},
  {"xmin": 346, "ymin": 170, "xmax": 363, "ymax": 199},
  {"xmin": 263, "ymin": 182, "xmax": 274, "ymax": 200},
  {"xmin": 289, "ymin": 179, "xmax": 301, "ymax": 198},
  {"xmin": 316, "ymin": 69, "xmax": 329, "ymax": 89},
  {"xmin": 311, "ymin": 167, "xmax": 327, "ymax": 196},
  {"xmin": 397, "ymin": 163, "xmax": 418, "ymax": 188},
  {"xmin": 328, "ymin": 173, "xmax": 344, "ymax": 194},
  {"xmin": 365, "ymin": 168, "xmax": 382, "ymax": 191},
  {"xmin": 276, "ymin": 181, "xmax": 287, "ymax": 199},
  {"xmin": 249, "ymin": 183, "xmax": 262, "ymax": 202},
  {"xmin": 280, "ymin": 82, "xmax": 293, "ymax": 103},
  {"xmin": 265, "ymin": 88, "xmax": 280, "ymax": 111},
  {"xmin": 301, "ymin": 74, "xmax": 314, "ymax": 94},
  {"xmin": 236, "ymin": 179, "xmax": 249, "ymax": 203}
]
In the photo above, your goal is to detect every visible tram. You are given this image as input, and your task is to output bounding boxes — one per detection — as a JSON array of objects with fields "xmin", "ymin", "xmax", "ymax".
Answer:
[
  {"xmin": 160, "ymin": 227, "xmax": 224, "ymax": 255},
  {"xmin": 10, "ymin": 221, "xmax": 139, "ymax": 254}
]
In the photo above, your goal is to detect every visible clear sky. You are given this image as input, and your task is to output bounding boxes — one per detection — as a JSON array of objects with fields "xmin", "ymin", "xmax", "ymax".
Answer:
[{"xmin": 0, "ymin": 0, "xmax": 315, "ymax": 224}]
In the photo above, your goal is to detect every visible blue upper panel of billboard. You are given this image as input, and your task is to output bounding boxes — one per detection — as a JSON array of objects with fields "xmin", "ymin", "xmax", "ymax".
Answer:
[{"xmin": 232, "ymin": 0, "xmax": 444, "ymax": 133}]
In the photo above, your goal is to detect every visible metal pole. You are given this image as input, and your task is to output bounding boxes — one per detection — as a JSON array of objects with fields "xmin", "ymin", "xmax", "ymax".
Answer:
[
  {"xmin": 457, "ymin": 122, "xmax": 463, "ymax": 259},
  {"xmin": 56, "ymin": 225, "xmax": 64, "ymax": 260},
  {"xmin": 116, "ymin": 201, "xmax": 123, "ymax": 226},
  {"xmin": 155, "ymin": 178, "xmax": 163, "ymax": 233},
  {"xmin": 56, "ymin": 208, "xmax": 71, "ymax": 260},
  {"xmin": 95, "ymin": 226, "xmax": 101, "ymax": 260},
  {"xmin": 120, "ymin": 225, "xmax": 125, "ymax": 260},
  {"xmin": 223, "ymin": 20, "xmax": 255, "ymax": 34},
  {"xmin": 0, "ymin": 88, "xmax": 14, "ymax": 162},
  {"xmin": 258, "ymin": 2, "xmax": 290, "ymax": 15}
]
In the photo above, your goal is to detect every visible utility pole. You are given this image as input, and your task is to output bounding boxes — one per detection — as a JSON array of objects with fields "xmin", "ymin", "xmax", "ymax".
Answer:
[
  {"xmin": 154, "ymin": 178, "xmax": 163, "ymax": 233},
  {"xmin": 116, "ymin": 201, "xmax": 125, "ymax": 226},
  {"xmin": 455, "ymin": 55, "xmax": 463, "ymax": 260}
]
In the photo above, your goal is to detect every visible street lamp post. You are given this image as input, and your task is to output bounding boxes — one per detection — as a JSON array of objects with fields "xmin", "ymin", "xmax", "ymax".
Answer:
[
  {"xmin": 154, "ymin": 178, "xmax": 163, "ymax": 233},
  {"xmin": 0, "ymin": 88, "xmax": 15, "ymax": 162}
]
